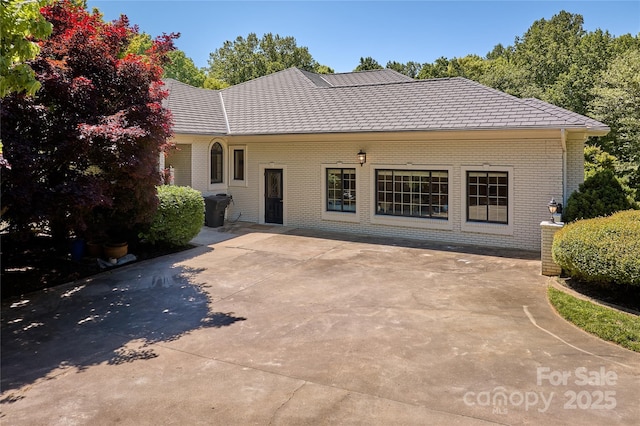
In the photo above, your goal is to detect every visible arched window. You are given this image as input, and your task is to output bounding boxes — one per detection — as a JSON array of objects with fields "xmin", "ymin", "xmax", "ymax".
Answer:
[{"xmin": 210, "ymin": 142, "xmax": 223, "ymax": 184}]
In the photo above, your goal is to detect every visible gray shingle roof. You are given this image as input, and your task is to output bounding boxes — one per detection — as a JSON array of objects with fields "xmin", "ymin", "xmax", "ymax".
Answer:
[
  {"xmin": 163, "ymin": 68, "xmax": 609, "ymax": 136},
  {"xmin": 521, "ymin": 98, "xmax": 607, "ymax": 131},
  {"xmin": 162, "ymin": 78, "xmax": 227, "ymax": 135}
]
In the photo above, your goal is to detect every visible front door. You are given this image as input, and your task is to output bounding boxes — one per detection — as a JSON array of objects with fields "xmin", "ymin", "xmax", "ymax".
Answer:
[{"xmin": 265, "ymin": 169, "xmax": 283, "ymax": 224}]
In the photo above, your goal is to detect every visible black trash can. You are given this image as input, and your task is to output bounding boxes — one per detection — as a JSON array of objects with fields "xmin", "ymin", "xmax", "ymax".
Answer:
[{"xmin": 204, "ymin": 194, "xmax": 231, "ymax": 227}]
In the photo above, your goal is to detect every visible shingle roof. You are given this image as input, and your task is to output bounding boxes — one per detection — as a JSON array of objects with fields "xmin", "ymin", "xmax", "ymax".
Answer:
[
  {"xmin": 163, "ymin": 68, "xmax": 609, "ymax": 136},
  {"xmin": 162, "ymin": 78, "xmax": 227, "ymax": 135},
  {"xmin": 521, "ymin": 98, "xmax": 607, "ymax": 131}
]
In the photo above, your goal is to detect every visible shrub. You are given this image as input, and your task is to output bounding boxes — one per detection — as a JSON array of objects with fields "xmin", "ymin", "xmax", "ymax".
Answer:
[
  {"xmin": 140, "ymin": 186, "xmax": 204, "ymax": 247},
  {"xmin": 552, "ymin": 210, "xmax": 640, "ymax": 287},
  {"xmin": 563, "ymin": 170, "xmax": 633, "ymax": 222}
]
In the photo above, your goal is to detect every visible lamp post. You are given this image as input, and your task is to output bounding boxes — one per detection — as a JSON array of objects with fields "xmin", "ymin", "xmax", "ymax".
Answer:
[{"xmin": 548, "ymin": 198, "xmax": 559, "ymax": 223}]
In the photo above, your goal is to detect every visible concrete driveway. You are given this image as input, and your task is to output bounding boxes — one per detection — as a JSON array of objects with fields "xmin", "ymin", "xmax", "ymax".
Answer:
[{"xmin": 1, "ymin": 225, "xmax": 638, "ymax": 425}]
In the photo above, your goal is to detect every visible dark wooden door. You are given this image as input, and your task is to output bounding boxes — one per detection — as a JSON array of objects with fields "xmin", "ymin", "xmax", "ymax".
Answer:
[{"xmin": 265, "ymin": 169, "xmax": 283, "ymax": 224}]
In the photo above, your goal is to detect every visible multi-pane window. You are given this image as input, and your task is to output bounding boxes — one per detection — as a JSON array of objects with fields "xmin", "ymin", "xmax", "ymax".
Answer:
[
  {"xmin": 210, "ymin": 142, "xmax": 223, "ymax": 184},
  {"xmin": 467, "ymin": 171, "xmax": 508, "ymax": 223},
  {"xmin": 376, "ymin": 170, "xmax": 448, "ymax": 219},
  {"xmin": 233, "ymin": 149, "xmax": 244, "ymax": 181},
  {"xmin": 327, "ymin": 168, "xmax": 356, "ymax": 212}
]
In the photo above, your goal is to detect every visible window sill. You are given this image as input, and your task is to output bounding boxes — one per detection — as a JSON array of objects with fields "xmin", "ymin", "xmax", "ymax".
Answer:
[
  {"xmin": 461, "ymin": 221, "xmax": 513, "ymax": 236},
  {"xmin": 370, "ymin": 214, "xmax": 453, "ymax": 230},
  {"xmin": 321, "ymin": 210, "xmax": 360, "ymax": 223}
]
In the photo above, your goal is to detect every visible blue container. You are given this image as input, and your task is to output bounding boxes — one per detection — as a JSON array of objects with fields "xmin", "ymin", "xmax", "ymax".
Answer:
[{"xmin": 71, "ymin": 239, "xmax": 85, "ymax": 261}]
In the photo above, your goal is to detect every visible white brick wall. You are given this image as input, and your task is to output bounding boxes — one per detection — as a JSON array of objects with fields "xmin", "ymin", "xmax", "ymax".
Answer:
[
  {"xmin": 566, "ymin": 136, "xmax": 586, "ymax": 198},
  {"xmin": 176, "ymin": 130, "xmax": 577, "ymax": 252}
]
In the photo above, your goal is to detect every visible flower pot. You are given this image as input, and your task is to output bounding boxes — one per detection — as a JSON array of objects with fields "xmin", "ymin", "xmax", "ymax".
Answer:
[
  {"xmin": 103, "ymin": 242, "xmax": 128, "ymax": 259},
  {"xmin": 86, "ymin": 240, "xmax": 105, "ymax": 258}
]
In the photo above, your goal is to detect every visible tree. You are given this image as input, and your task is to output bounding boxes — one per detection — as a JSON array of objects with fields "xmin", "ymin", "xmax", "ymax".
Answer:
[
  {"xmin": 417, "ymin": 56, "xmax": 450, "ymax": 79},
  {"xmin": 208, "ymin": 33, "xmax": 325, "ymax": 85},
  {"xmin": 315, "ymin": 64, "xmax": 334, "ymax": 74},
  {"xmin": 0, "ymin": 0, "xmax": 176, "ymax": 242},
  {"xmin": 478, "ymin": 56, "xmax": 538, "ymax": 98},
  {"xmin": 203, "ymin": 75, "xmax": 229, "ymax": 90},
  {"xmin": 486, "ymin": 43, "xmax": 513, "ymax": 61},
  {"xmin": 544, "ymin": 29, "xmax": 615, "ymax": 115},
  {"xmin": 0, "ymin": 0, "xmax": 53, "ymax": 97},
  {"xmin": 354, "ymin": 56, "xmax": 383, "ymax": 72},
  {"xmin": 386, "ymin": 61, "xmax": 421, "ymax": 78},
  {"xmin": 164, "ymin": 50, "xmax": 206, "ymax": 87},
  {"xmin": 125, "ymin": 33, "xmax": 206, "ymax": 88},
  {"xmin": 589, "ymin": 48, "xmax": 640, "ymax": 193},
  {"xmin": 512, "ymin": 11, "xmax": 585, "ymax": 90}
]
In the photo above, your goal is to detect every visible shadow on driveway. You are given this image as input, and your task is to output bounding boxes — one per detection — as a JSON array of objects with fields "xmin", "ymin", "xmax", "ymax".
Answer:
[{"xmin": 1, "ymin": 247, "xmax": 246, "ymax": 395}]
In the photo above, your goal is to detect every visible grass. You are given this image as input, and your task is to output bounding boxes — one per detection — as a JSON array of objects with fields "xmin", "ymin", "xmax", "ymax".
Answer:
[{"xmin": 548, "ymin": 286, "xmax": 640, "ymax": 352}]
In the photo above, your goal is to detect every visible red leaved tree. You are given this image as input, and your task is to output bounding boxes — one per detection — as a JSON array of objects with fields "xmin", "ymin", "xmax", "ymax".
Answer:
[{"xmin": 0, "ymin": 1, "xmax": 177, "ymax": 243}]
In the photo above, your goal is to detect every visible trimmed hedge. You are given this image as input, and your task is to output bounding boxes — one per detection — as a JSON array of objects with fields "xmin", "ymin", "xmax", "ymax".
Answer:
[
  {"xmin": 552, "ymin": 210, "xmax": 640, "ymax": 287},
  {"xmin": 140, "ymin": 185, "xmax": 204, "ymax": 247},
  {"xmin": 563, "ymin": 170, "xmax": 632, "ymax": 222}
]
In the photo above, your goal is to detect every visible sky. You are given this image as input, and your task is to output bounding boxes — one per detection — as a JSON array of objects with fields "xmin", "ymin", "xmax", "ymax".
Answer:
[{"xmin": 86, "ymin": 1, "xmax": 640, "ymax": 73}]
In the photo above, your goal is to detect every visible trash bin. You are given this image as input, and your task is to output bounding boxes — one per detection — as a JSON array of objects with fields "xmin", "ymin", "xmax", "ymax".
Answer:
[{"xmin": 204, "ymin": 194, "xmax": 231, "ymax": 227}]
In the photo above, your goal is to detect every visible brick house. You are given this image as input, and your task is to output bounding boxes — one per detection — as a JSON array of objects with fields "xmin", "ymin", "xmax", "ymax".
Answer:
[{"xmin": 161, "ymin": 68, "xmax": 608, "ymax": 251}]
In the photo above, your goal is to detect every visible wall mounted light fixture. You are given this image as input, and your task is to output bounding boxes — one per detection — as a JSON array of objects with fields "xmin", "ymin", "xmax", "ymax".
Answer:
[{"xmin": 357, "ymin": 150, "xmax": 366, "ymax": 167}]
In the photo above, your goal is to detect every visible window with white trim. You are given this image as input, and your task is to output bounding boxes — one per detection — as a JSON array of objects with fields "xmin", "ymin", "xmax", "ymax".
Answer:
[
  {"xmin": 466, "ymin": 171, "xmax": 508, "ymax": 224},
  {"xmin": 210, "ymin": 142, "xmax": 223, "ymax": 184},
  {"xmin": 376, "ymin": 169, "xmax": 448, "ymax": 219},
  {"xmin": 233, "ymin": 148, "xmax": 244, "ymax": 181},
  {"xmin": 327, "ymin": 168, "xmax": 356, "ymax": 213}
]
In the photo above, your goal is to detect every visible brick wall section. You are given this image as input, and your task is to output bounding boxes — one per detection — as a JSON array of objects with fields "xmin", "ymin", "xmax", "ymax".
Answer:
[
  {"xmin": 175, "ymin": 130, "xmax": 574, "ymax": 252},
  {"xmin": 540, "ymin": 221, "xmax": 564, "ymax": 275}
]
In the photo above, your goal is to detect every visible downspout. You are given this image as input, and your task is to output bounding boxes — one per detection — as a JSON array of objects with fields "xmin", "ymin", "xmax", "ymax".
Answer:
[{"xmin": 560, "ymin": 128, "xmax": 567, "ymax": 206}]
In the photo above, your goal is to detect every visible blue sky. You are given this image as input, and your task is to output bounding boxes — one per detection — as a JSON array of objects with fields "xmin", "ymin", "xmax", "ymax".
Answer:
[{"xmin": 86, "ymin": 1, "xmax": 640, "ymax": 73}]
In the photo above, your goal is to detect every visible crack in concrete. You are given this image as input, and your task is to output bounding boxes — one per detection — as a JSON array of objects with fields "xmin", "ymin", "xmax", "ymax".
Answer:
[
  {"xmin": 268, "ymin": 381, "xmax": 306, "ymax": 425},
  {"xmin": 523, "ymin": 305, "xmax": 633, "ymax": 369}
]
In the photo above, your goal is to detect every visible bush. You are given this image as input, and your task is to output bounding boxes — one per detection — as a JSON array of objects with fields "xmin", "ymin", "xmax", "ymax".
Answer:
[
  {"xmin": 140, "ymin": 186, "xmax": 204, "ymax": 247},
  {"xmin": 563, "ymin": 170, "xmax": 633, "ymax": 222},
  {"xmin": 552, "ymin": 210, "xmax": 640, "ymax": 287}
]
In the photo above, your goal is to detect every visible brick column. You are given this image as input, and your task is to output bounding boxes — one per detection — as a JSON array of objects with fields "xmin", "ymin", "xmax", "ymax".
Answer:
[{"xmin": 540, "ymin": 221, "xmax": 564, "ymax": 276}]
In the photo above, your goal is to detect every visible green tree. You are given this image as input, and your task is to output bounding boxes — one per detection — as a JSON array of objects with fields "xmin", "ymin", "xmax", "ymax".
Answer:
[
  {"xmin": 416, "ymin": 55, "xmax": 487, "ymax": 81},
  {"xmin": 203, "ymin": 75, "xmax": 229, "ymax": 90},
  {"xmin": 315, "ymin": 64, "xmax": 334, "ymax": 74},
  {"xmin": 354, "ymin": 56, "xmax": 383, "ymax": 71},
  {"xmin": 0, "ymin": 0, "xmax": 53, "ymax": 97},
  {"xmin": 450, "ymin": 55, "xmax": 488, "ymax": 81},
  {"xmin": 386, "ymin": 61, "xmax": 421, "ymax": 78},
  {"xmin": 589, "ymin": 48, "xmax": 640, "ymax": 193},
  {"xmin": 164, "ymin": 50, "xmax": 206, "ymax": 87},
  {"xmin": 584, "ymin": 145, "xmax": 620, "ymax": 179},
  {"xmin": 544, "ymin": 29, "xmax": 615, "ymax": 115},
  {"xmin": 512, "ymin": 11, "xmax": 585, "ymax": 90},
  {"xmin": 208, "ymin": 33, "xmax": 324, "ymax": 85},
  {"xmin": 478, "ymin": 56, "xmax": 538, "ymax": 98},
  {"xmin": 124, "ymin": 32, "xmax": 153, "ymax": 56},
  {"xmin": 417, "ymin": 57, "xmax": 451, "ymax": 79},
  {"xmin": 486, "ymin": 43, "xmax": 513, "ymax": 61}
]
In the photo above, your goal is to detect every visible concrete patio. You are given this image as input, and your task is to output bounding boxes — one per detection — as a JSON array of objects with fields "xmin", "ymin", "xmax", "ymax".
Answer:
[{"xmin": 1, "ymin": 224, "xmax": 638, "ymax": 425}]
